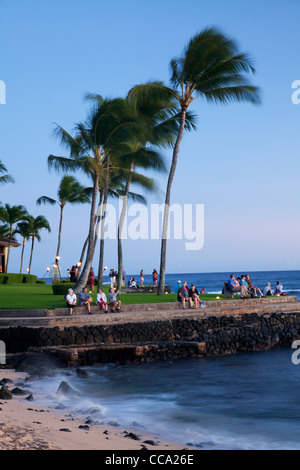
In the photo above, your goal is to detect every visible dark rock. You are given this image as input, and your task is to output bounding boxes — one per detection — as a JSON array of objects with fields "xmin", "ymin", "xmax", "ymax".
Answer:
[
  {"xmin": 12, "ymin": 387, "xmax": 26, "ymax": 395},
  {"xmin": 59, "ymin": 428, "xmax": 71, "ymax": 432},
  {"xmin": 76, "ymin": 368, "xmax": 90, "ymax": 378},
  {"xmin": 56, "ymin": 381, "xmax": 81, "ymax": 397},
  {"xmin": 143, "ymin": 440, "xmax": 158, "ymax": 446},
  {"xmin": 125, "ymin": 432, "xmax": 140, "ymax": 441},
  {"xmin": 26, "ymin": 394, "xmax": 34, "ymax": 401},
  {"xmin": 0, "ymin": 388, "xmax": 12, "ymax": 399}
]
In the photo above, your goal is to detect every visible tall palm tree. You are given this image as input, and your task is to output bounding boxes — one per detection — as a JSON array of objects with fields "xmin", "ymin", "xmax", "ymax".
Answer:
[
  {"xmin": 0, "ymin": 204, "xmax": 28, "ymax": 272},
  {"xmin": 36, "ymin": 175, "xmax": 91, "ymax": 262},
  {"xmin": 129, "ymin": 27, "xmax": 261, "ymax": 294},
  {"xmin": 25, "ymin": 215, "xmax": 51, "ymax": 274},
  {"xmin": 14, "ymin": 221, "xmax": 32, "ymax": 273},
  {"xmin": 48, "ymin": 97, "xmax": 144, "ymax": 293},
  {"xmin": 0, "ymin": 160, "xmax": 14, "ymax": 186}
]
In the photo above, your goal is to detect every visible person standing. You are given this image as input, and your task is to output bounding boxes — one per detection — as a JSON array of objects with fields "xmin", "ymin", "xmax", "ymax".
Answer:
[
  {"xmin": 140, "ymin": 269, "xmax": 145, "ymax": 286},
  {"xmin": 87, "ymin": 267, "xmax": 95, "ymax": 292},
  {"xmin": 152, "ymin": 269, "xmax": 158, "ymax": 286}
]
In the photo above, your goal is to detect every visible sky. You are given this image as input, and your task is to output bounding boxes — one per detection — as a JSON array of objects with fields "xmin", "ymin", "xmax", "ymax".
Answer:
[{"xmin": 0, "ymin": 0, "xmax": 299, "ymax": 278}]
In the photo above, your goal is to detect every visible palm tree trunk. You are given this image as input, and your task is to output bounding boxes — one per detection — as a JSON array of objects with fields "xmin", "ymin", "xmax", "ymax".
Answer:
[
  {"xmin": 158, "ymin": 106, "xmax": 187, "ymax": 295},
  {"xmin": 97, "ymin": 157, "xmax": 110, "ymax": 290},
  {"xmin": 116, "ymin": 163, "xmax": 133, "ymax": 291},
  {"xmin": 19, "ymin": 238, "xmax": 25, "ymax": 273},
  {"xmin": 5, "ymin": 226, "xmax": 13, "ymax": 273},
  {"xmin": 28, "ymin": 234, "xmax": 35, "ymax": 275},
  {"xmin": 77, "ymin": 235, "xmax": 89, "ymax": 277},
  {"xmin": 56, "ymin": 204, "xmax": 64, "ymax": 258},
  {"xmin": 74, "ymin": 173, "xmax": 99, "ymax": 293}
]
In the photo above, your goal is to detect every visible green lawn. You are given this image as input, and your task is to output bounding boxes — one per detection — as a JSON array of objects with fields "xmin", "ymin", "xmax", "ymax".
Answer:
[{"xmin": 0, "ymin": 283, "xmax": 222, "ymax": 310}]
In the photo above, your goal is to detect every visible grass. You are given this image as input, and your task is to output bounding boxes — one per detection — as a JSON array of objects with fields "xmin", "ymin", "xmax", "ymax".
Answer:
[{"xmin": 0, "ymin": 283, "xmax": 223, "ymax": 310}]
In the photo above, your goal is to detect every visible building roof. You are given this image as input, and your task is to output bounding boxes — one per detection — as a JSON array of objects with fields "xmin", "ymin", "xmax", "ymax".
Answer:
[{"xmin": 0, "ymin": 237, "xmax": 21, "ymax": 248}]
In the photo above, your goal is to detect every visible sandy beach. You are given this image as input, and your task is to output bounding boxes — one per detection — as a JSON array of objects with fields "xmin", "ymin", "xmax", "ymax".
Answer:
[{"xmin": 0, "ymin": 368, "xmax": 188, "ymax": 451}]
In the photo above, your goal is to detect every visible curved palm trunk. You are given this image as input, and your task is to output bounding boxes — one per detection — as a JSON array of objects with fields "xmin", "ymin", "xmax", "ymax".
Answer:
[
  {"xmin": 5, "ymin": 226, "xmax": 13, "ymax": 273},
  {"xmin": 19, "ymin": 237, "xmax": 26, "ymax": 274},
  {"xmin": 97, "ymin": 158, "xmax": 110, "ymax": 290},
  {"xmin": 74, "ymin": 173, "xmax": 100, "ymax": 293},
  {"xmin": 56, "ymin": 204, "xmax": 64, "ymax": 258},
  {"xmin": 77, "ymin": 235, "xmax": 89, "ymax": 278},
  {"xmin": 28, "ymin": 234, "xmax": 35, "ymax": 275},
  {"xmin": 158, "ymin": 106, "xmax": 187, "ymax": 295},
  {"xmin": 116, "ymin": 163, "xmax": 133, "ymax": 291}
]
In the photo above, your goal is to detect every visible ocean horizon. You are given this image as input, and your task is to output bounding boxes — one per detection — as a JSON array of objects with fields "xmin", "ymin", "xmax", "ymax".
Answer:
[{"xmin": 41, "ymin": 269, "xmax": 300, "ymax": 300}]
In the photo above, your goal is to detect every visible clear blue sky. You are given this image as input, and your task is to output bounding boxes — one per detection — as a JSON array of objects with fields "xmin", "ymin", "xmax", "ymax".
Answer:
[{"xmin": 0, "ymin": 0, "xmax": 299, "ymax": 277}]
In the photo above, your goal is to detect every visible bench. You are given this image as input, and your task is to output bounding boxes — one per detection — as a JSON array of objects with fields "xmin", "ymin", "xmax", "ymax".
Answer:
[{"xmin": 222, "ymin": 282, "xmax": 234, "ymax": 299}]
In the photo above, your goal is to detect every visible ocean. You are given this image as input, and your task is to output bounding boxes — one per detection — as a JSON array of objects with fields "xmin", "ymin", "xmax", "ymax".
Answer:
[
  {"xmin": 34, "ymin": 270, "xmax": 300, "ymax": 449},
  {"xmin": 43, "ymin": 269, "xmax": 300, "ymax": 299}
]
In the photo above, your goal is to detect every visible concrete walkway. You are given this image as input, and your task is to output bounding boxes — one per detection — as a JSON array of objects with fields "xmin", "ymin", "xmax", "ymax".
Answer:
[{"xmin": 0, "ymin": 296, "xmax": 299, "ymax": 327}]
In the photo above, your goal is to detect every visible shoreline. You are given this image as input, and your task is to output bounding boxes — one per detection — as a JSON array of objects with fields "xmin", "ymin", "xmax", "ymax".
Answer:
[{"xmin": 0, "ymin": 368, "xmax": 190, "ymax": 451}]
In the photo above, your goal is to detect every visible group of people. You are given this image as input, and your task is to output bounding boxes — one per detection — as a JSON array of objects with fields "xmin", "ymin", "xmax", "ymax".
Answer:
[
  {"xmin": 227, "ymin": 274, "xmax": 286, "ymax": 298},
  {"xmin": 175, "ymin": 281, "xmax": 205, "ymax": 309},
  {"xmin": 65, "ymin": 286, "xmax": 121, "ymax": 316}
]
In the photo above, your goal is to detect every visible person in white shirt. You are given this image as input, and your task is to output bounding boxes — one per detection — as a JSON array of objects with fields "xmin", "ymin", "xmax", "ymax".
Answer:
[
  {"xmin": 263, "ymin": 282, "xmax": 272, "ymax": 296},
  {"xmin": 66, "ymin": 288, "xmax": 77, "ymax": 315},
  {"xmin": 96, "ymin": 288, "xmax": 108, "ymax": 313}
]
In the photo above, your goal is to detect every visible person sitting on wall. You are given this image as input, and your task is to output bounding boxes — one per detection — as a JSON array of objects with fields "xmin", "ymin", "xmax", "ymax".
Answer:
[
  {"xmin": 274, "ymin": 281, "xmax": 286, "ymax": 296},
  {"xmin": 66, "ymin": 288, "xmax": 77, "ymax": 316},
  {"xmin": 227, "ymin": 274, "xmax": 248, "ymax": 299},
  {"xmin": 177, "ymin": 281, "xmax": 192, "ymax": 309},
  {"xmin": 79, "ymin": 287, "xmax": 93, "ymax": 314},
  {"xmin": 189, "ymin": 284, "xmax": 205, "ymax": 308},
  {"xmin": 245, "ymin": 274, "xmax": 263, "ymax": 297},
  {"xmin": 96, "ymin": 287, "xmax": 108, "ymax": 313},
  {"xmin": 264, "ymin": 282, "xmax": 272, "ymax": 296},
  {"xmin": 108, "ymin": 288, "xmax": 121, "ymax": 313}
]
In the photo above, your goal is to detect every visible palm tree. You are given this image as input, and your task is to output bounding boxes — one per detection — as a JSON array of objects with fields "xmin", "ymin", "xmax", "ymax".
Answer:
[
  {"xmin": 14, "ymin": 221, "xmax": 32, "ymax": 273},
  {"xmin": 0, "ymin": 160, "xmax": 14, "ymax": 186},
  {"xmin": 25, "ymin": 215, "xmax": 51, "ymax": 274},
  {"xmin": 36, "ymin": 175, "xmax": 91, "ymax": 263},
  {"xmin": 48, "ymin": 97, "xmax": 145, "ymax": 293},
  {"xmin": 0, "ymin": 204, "xmax": 28, "ymax": 272},
  {"xmin": 129, "ymin": 27, "xmax": 261, "ymax": 294}
]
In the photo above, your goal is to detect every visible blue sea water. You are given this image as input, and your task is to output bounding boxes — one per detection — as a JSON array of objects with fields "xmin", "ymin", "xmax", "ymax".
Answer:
[
  {"xmin": 43, "ymin": 269, "xmax": 300, "ymax": 299},
  {"xmin": 35, "ymin": 270, "xmax": 300, "ymax": 449},
  {"xmin": 29, "ymin": 347, "xmax": 300, "ymax": 450}
]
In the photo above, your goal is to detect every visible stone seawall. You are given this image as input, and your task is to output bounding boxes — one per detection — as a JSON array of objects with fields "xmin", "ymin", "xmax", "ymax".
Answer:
[{"xmin": 1, "ymin": 311, "xmax": 300, "ymax": 364}]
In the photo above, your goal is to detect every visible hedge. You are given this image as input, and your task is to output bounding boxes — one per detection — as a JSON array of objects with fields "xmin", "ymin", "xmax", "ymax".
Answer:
[
  {"xmin": 52, "ymin": 282, "xmax": 75, "ymax": 296},
  {"xmin": 0, "ymin": 273, "xmax": 38, "ymax": 284},
  {"xmin": 22, "ymin": 274, "xmax": 38, "ymax": 284}
]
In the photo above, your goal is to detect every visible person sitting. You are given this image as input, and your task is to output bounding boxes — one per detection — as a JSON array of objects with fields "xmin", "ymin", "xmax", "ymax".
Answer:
[
  {"xmin": 177, "ymin": 281, "xmax": 192, "ymax": 309},
  {"xmin": 96, "ymin": 287, "xmax": 108, "ymax": 313},
  {"xmin": 227, "ymin": 274, "xmax": 248, "ymax": 298},
  {"xmin": 66, "ymin": 288, "xmax": 77, "ymax": 316},
  {"xmin": 264, "ymin": 282, "xmax": 272, "ymax": 296},
  {"xmin": 200, "ymin": 288, "xmax": 206, "ymax": 294},
  {"xmin": 78, "ymin": 287, "xmax": 93, "ymax": 314},
  {"xmin": 129, "ymin": 278, "xmax": 137, "ymax": 288},
  {"xmin": 274, "ymin": 281, "xmax": 285, "ymax": 296},
  {"xmin": 189, "ymin": 284, "xmax": 205, "ymax": 308},
  {"xmin": 245, "ymin": 274, "xmax": 263, "ymax": 297},
  {"xmin": 108, "ymin": 288, "xmax": 121, "ymax": 313},
  {"xmin": 175, "ymin": 280, "xmax": 182, "ymax": 294}
]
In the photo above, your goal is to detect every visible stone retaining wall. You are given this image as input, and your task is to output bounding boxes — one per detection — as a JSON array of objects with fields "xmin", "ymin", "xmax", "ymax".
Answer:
[{"xmin": 2, "ymin": 311, "xmax": 300, "ymax": 363}]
